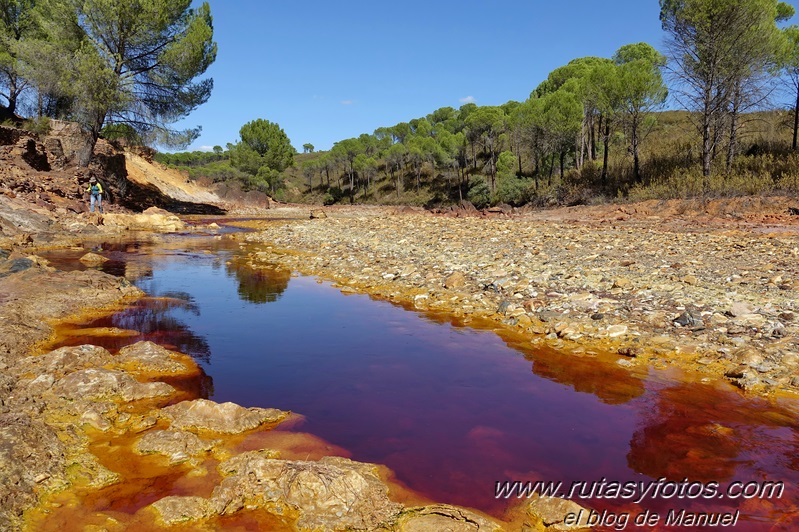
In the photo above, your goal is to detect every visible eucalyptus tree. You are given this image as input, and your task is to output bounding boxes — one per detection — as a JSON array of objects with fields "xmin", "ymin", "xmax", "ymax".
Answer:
[
  {"xmin": 31, "ymin": 0, "xmax": 216, "ymax": 160},
  {"xmin": 613, "ymin": 43, "xmax": 668, "ymax": 182},
  {"xmin": 660, "ymin": 0, "xmax": 793, "ymax": 177}
]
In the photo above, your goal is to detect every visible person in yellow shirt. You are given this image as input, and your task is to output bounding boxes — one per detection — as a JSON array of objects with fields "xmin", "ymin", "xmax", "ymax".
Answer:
[{"xmin": 86, "ymin": 176, "xmax": 104, "ymax": 213}]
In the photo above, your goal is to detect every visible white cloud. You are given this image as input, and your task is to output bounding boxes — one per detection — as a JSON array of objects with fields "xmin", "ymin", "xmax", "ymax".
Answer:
[
  {"xmin": 340, "ymin": 100, "xmax": 354, "ymax": 105},
  {"xmin": 459, "ymin": 96, "xmax": 476, "ymax": 104},
  {"xmin": 197, "ymin": 145, "xmax": 215, "ymax": 152}
]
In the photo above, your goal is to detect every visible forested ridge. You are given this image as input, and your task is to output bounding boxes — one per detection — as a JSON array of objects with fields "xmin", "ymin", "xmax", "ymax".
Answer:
[{"xmin": 5, "ymin": 1, "xmax": 799, "ymax": 207}]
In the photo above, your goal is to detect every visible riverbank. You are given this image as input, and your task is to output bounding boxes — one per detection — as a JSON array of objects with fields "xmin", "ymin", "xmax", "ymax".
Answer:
[
  {"xmin": 1, "ymin": 224, "xmax": 551, "ymax": 531},
  {"xmin": 239, "ymin": 198, "xmax": 799, "ymax": 398}
]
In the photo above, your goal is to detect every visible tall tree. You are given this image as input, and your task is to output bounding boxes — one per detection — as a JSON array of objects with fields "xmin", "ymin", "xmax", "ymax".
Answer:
[
  {"xmin": 36, "ymin": 0, "xmax": 216, "ymax": 159},
  {"xmin": 331, "ymin": 137, "xmax": 364, "ymax": 202},
  {"xmin": 229, "ymin": 119, "xmax": 295, "ymax": 176},
  {"xmin": 0, "ymin": 0, "xmax": 36, "ymax": 115},
  {"xmin": 782, "ymin": 25, "xmax": 799, "ymax": 149},
  {"xmin": 613, "ymin": 43, "xmax": 668, "ymax": 182},
  {"xmin": 465, "ymin": 106, "xmax": 505, "ymax": 191},
  {"xmin": 660, "ymin": 0, "xmax": 792, "ymax": 178}
]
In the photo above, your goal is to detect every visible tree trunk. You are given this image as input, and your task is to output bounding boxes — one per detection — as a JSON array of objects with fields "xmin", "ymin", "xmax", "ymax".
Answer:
[
  {"xmin": 602, "ymin": 120, "xmax": 610, "ymax": 186},
  {"xmin": 559, "ymin": 150, "xmax": 565, "ymax": 179},
  {"xmin": 793, "ymin": 87, "xmax": 799, "ymax": 151},
  {"xmin": 726, "ymin": 85, "xmax": 741, "ymax": 171},
  {"xmin": 632, "ymin": 113, "xmax": 641, "ymax": 183}
]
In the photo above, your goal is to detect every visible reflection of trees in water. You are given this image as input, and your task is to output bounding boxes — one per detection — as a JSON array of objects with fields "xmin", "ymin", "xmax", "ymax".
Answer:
[
  {"xmin": 530, "ymin": 348, "xmax": 645, "ymax": 405},
  {"xmin": 109, "ymin": 297, "xmax": 212, "ymax": 363},
  {"xmin": 159, "ymin": 291, "xmax": 201, "ymax": 315},
  {"xmin": 626, "ymin": 383, "xmax": 799, "ymax": 520},
  {"xmin": 225, "ymin": 257, "xmax": 290, "ymax": 304},
  {"xmin": 626, "ymin": 383, "xmax": 743, "ymax": 482}
]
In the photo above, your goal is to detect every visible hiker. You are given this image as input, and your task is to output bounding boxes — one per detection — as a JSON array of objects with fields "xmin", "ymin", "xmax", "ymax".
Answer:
[{"xmin": 86, "ymin": 176, "xmax": 104, "ymax": 213}]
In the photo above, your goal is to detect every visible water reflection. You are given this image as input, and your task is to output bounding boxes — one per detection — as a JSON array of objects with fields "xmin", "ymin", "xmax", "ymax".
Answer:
[
  {"xmin": 56, "ymin": 297, "xmax": 212, "ymax": 364},
  {"xmin": 225, "ymin": 256, "xmax": 290, "ymax": 304},
  {"xmin": 530, "ymin": 346, "xmax": 645, "ymax": 405}
]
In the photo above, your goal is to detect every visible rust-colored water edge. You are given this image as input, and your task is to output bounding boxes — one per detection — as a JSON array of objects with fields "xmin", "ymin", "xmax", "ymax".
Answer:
[{"xmin": 24, "ymin": 232, "xmax": 799, "ymax": 531}]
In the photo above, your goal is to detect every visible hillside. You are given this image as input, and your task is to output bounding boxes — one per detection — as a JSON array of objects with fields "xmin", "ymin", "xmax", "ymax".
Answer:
[
  {"xmin": 167, "ymin": 109, "xmax": 799, "ymax": 209},
  {"xmin": 0, "ymin": 121, "xmax": 233, "ymax": 228}
]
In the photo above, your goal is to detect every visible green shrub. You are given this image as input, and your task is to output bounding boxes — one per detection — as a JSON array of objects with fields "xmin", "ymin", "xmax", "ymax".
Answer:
[
  {"xmin": 467, "ymin": 176, "xmax": 491, "ymax": 209},
  {"xmin": 23, "ymin": 117, "xmax": 51, "ymax": 136}
]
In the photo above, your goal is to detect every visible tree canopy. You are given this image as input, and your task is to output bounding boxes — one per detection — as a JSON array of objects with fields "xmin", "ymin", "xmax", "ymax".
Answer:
[{"xmin": 229, "ymin": 119, "xmax": 296, "ymax": 176}]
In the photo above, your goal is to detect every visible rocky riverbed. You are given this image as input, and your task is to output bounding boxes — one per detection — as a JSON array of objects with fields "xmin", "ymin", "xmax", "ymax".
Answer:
[
  {"xmin": 1, "ymin": 208, "xmax": 569, "ymax": 531},
  {"xmin": 4, "ymin": 195, "xmax": 799, "ymax": 531},
  {"xmin": 239, "ymin": 200, "xmax": 799, "ymax": 399}
]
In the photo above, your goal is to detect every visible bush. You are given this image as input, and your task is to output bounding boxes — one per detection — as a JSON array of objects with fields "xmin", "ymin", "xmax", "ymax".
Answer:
[
  {"xmin": 23, "ymin": 116, "xmax": 51, "ymax": 136},
  {"xmin": 494, "ymin": 175, "xmax": 530, "ymax": 206},
  {"xmin": 323, "ymin": 187, "xmax": 345, "ymax": 205},
  {"xmin": 467, "ymin": 176, "xmax": 491, "ymax": 209}
]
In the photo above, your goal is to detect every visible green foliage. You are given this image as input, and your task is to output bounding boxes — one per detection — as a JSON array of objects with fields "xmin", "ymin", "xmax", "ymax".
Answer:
[
  {"xmin": 323, "ymin": 187, "xmax": 345, "ymax": 205},
  {"xmin": 0, "ymin": 0, "xmax": 38, "ymax": 113},
  {"xmin": 467, "ymin": 176, "xmax": 491, "ymax": 209},
  {"xmin": 101, "ymin": 123, "xmax": 141, "ymax": 144},
  {"xmin": 21, "ymin": 115, "xmax": 49, "ymax": 135},
  {"xmin": 29, "ymin": 0, "xmax": 216, "ymax": 151},
  {"xmin": 229, "ymin": 119, "xmax": 295, "ymax": 175}
]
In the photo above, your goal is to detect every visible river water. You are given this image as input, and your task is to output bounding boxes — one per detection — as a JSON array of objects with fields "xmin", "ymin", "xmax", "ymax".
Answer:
[{"xmin": 40, "ymin": 227, "xmax": 799, "ymax": 530}]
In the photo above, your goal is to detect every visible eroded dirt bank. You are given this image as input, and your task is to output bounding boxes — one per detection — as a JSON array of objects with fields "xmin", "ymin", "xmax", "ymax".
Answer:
[{"xmin": 239, "ymin": 198, "xmax": 799, "ymax": 398}]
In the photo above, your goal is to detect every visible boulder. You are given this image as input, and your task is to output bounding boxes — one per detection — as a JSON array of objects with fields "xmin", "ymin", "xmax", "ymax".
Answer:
[
  {"xmin": 0, "ymin": 413, "xmax": 65, "ymax": 531},
  {"xmin": 78, "ymin": 252, "xmax": 108, "ymax": 264},
  {"xmin": 15, "ymin": 345, "xmax": 113, "ymax": 380},
  {"xmin": 444, "ymin": 271, "xmax": 467, "ymax": 289},
  {"xmin": 525, "ymin": 495, "xmax": 591, "ymax": 530},
  {"xmin": 149, "ymin": 496, "xmax": 212, "ymax": 526},
  {"xmin": 211, "ymin": 454, "xmax": 402, "ymax": 530},
  {"xmin": 134, "ymin": 429, "xmax": 218, "ymax": 464},
  {"xmin": 51, "ymin": 368, "xmax": 174, "ymax": 402},
  {"xmin": 161, "ymin": 398, "xmax": 288, "ymax": 434},
  {"xmin": 115, "ymin": 341, "xmax": 197, "ymax": 376},
  {"xmin": 102, "ymin": 211, "xmax": 185, "ymax": 232}
]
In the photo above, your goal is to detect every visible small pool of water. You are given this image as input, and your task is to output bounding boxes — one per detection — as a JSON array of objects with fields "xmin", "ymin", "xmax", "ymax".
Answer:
[{"xmin": 41, "ymin": 232, "xmax": 799, "ymax": 529}]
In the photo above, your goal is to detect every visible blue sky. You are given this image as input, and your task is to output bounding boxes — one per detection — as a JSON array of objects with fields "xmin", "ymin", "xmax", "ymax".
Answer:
[{"xmin": 174, "ymin": 1, "xmax": 680, "ymax": 152}]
